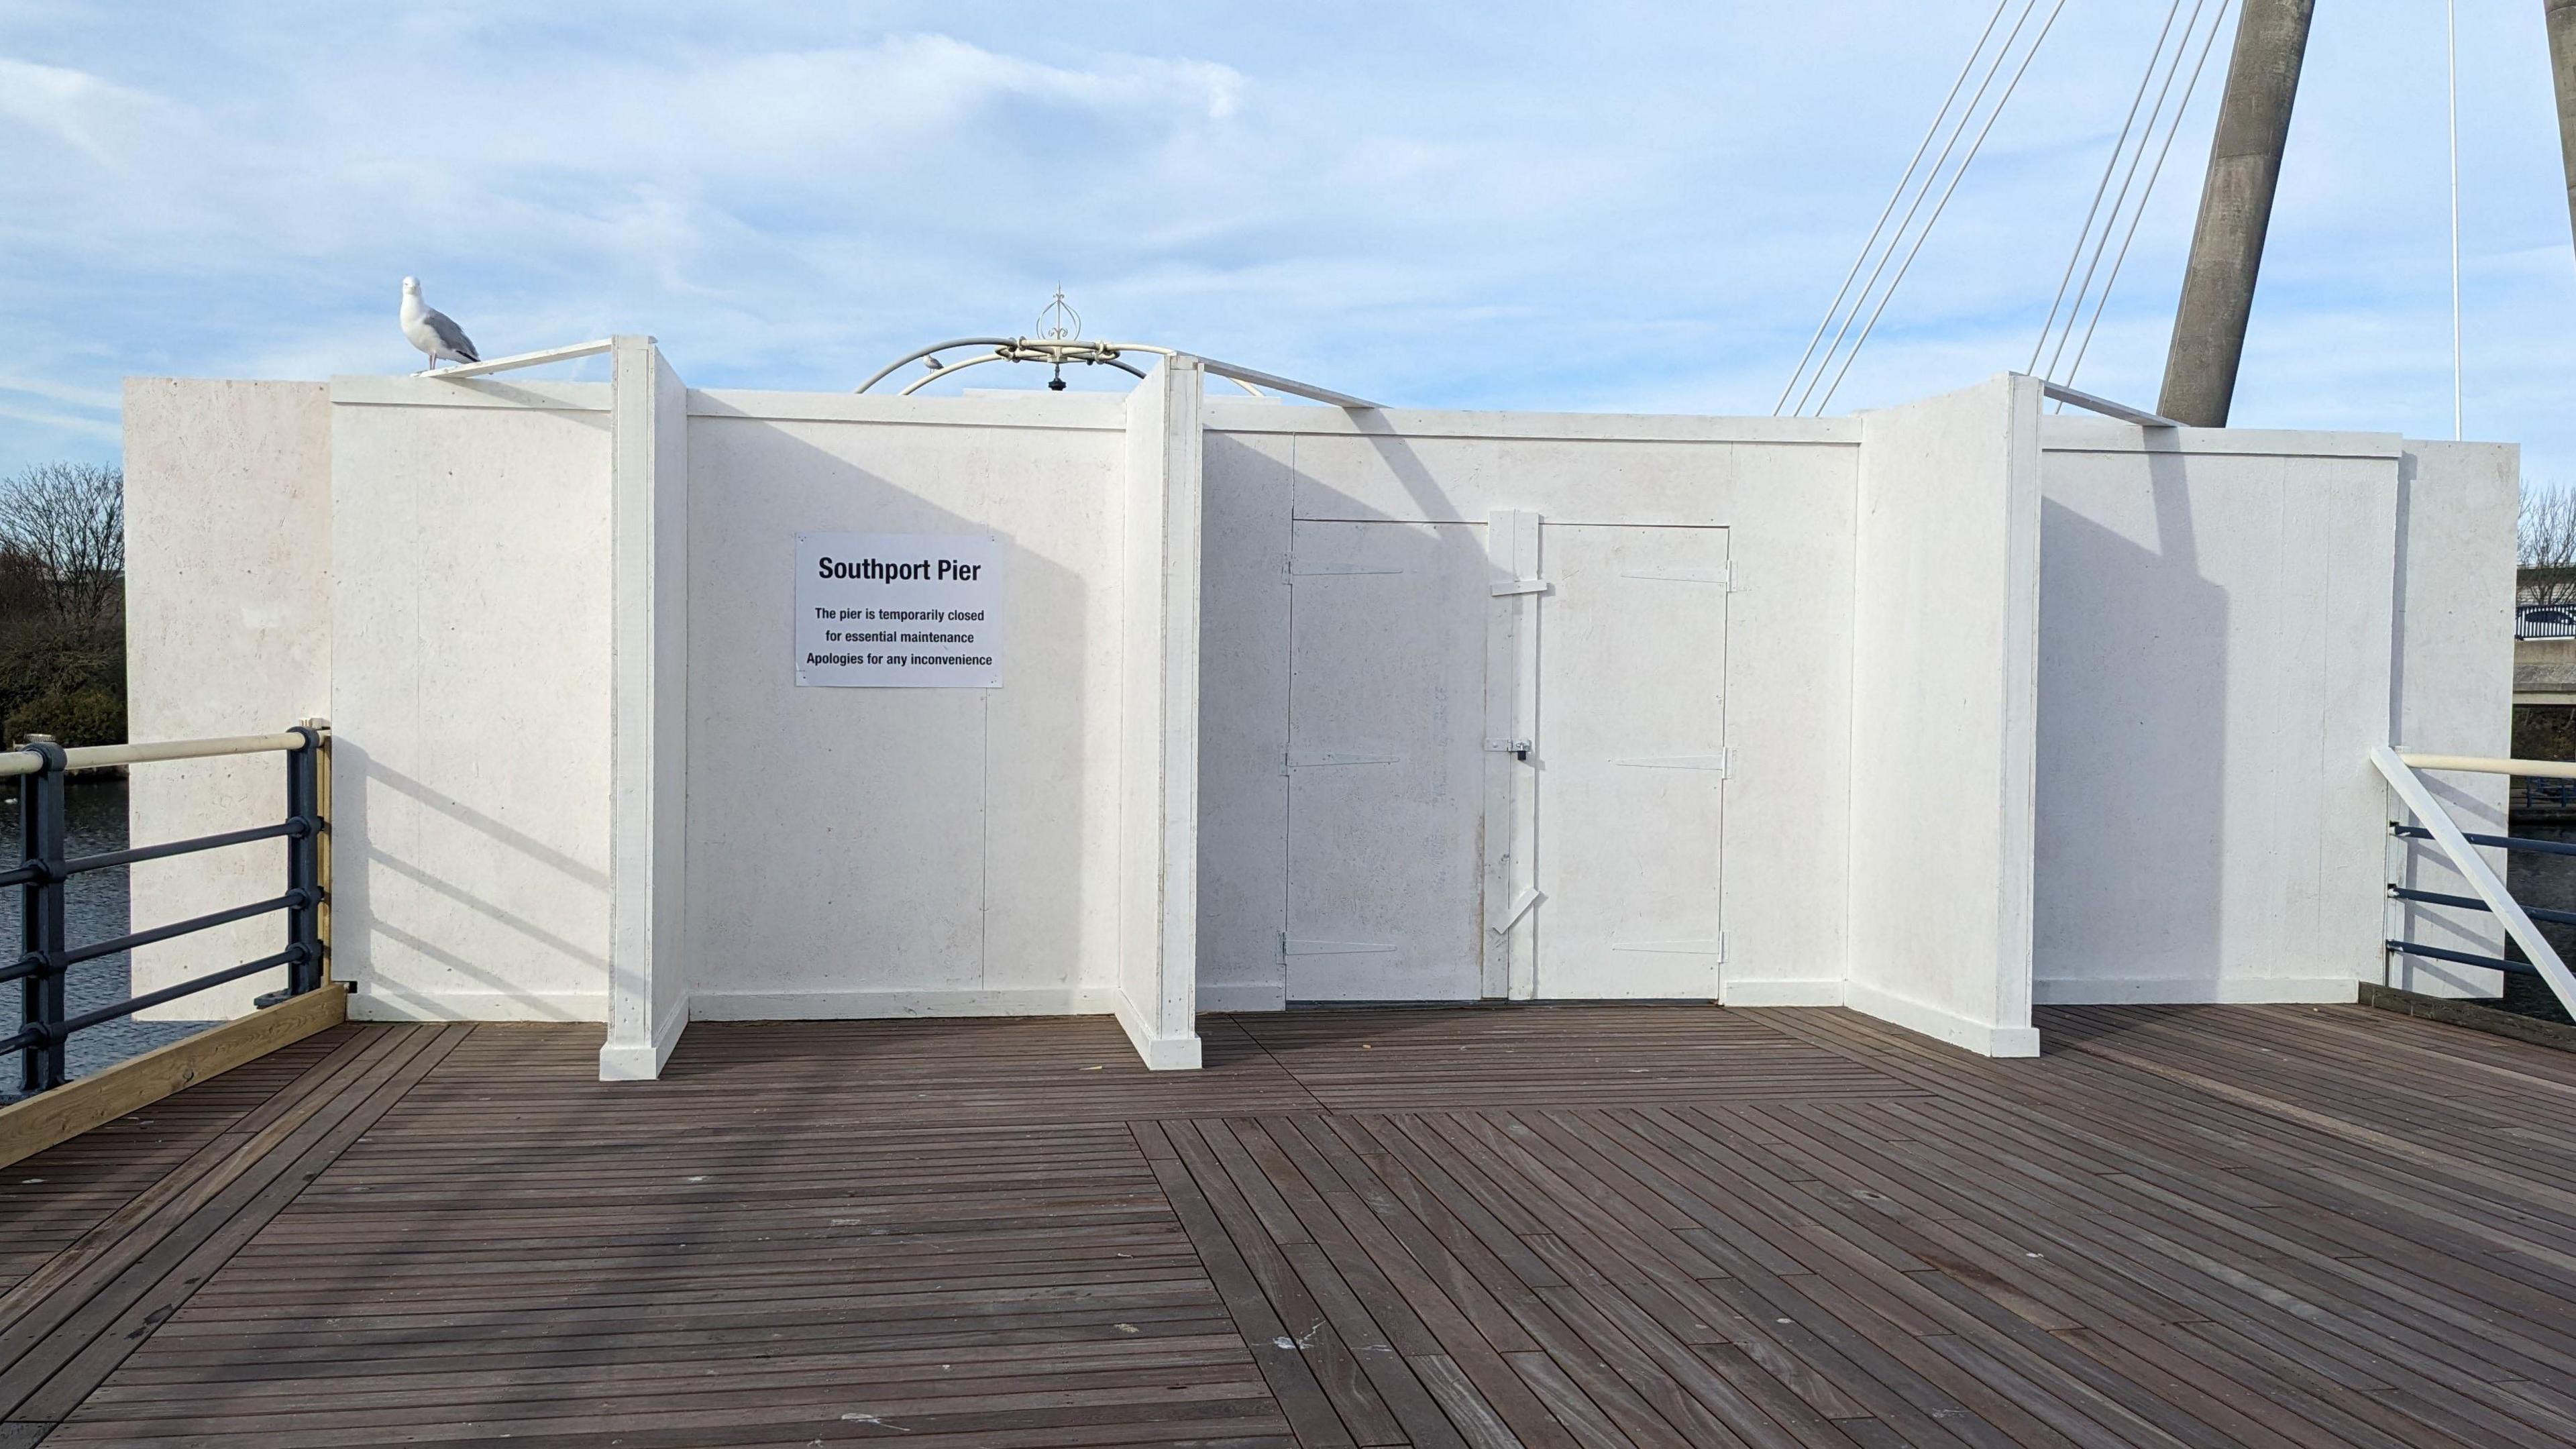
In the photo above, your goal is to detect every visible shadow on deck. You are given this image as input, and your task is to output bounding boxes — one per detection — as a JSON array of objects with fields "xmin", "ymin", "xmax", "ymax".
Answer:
[{"xmin": 4, "ymin": 1001, "xmax": 2575, "ymax": 1446}]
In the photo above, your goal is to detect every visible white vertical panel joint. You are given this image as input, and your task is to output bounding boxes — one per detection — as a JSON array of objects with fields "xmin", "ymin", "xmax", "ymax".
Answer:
[{"xmin": 1483, "ymin": 508, "xmax": 1543, "ymax": 1000}]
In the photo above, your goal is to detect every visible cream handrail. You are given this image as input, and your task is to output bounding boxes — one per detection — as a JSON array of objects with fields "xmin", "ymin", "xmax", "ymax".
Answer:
[
  {"xmin": 1, "ymin": 729, "xmax": 315, "ymax": 778},
  {"xmin": 2373, "ymin": 744, "xmax": 2576, "ymax": 1016},
  {"xmin": 2396, "ymin": 752, "xmax": 2576, "ymax": 781}
]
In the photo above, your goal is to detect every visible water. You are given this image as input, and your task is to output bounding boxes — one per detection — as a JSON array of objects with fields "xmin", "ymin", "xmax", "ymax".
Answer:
[
  {"xmin": 2, "ymin": 776, "xmax": 216, "ymax": 1102},
  {"xmin": 2504, "ymin": 824, "xmax": 2576, "ymax": 1025}
]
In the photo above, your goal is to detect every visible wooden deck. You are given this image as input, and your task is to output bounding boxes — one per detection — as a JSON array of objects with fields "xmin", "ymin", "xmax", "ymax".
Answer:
[{"xmin": 4, "ymin": 1001, "xmax": 2575, "ymax": 1447}]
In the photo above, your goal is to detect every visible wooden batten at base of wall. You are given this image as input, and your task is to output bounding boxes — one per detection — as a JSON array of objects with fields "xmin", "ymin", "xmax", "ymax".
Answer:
[
  {"xmin": 0, "ymin": 983, "xmax": 349, "ymax": 1171},
  {"xmin": 2358, "ymin": 981, "xmax": 2576, "ymax": 1054}
]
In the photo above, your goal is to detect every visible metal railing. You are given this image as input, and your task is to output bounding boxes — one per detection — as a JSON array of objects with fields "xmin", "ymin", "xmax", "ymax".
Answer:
[
  {"xmin": 4, "ymin": 725, "xmax": 327, "ymax": 1094},
  {"xmin": 2373, "ymin": 745, "xmax": 2576, "ymax": 1019}
]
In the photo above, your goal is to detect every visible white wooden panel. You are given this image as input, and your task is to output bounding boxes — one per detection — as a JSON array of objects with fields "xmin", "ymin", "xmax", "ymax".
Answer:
[
  {"xmin": 683, "ymin": 414, "xmax": 1123, "ymax": 1012},
  {"xmin": 1285, "ymin": 519, "xmax": 1487, "ymax": 1000},
  {"xmin": 126, "ymin": 380, "xmax": 331, "ymax": 1019},
  {"xmin": 1195, "ymin": 433, "xmax": 1294, "ymax": 1010},
  {"xmin": 2034, "ymin": 445, "xmax": 2398, "ymax": 1002},
  {"xmin": 1534, "ymin": 525, "xmax": 1728, "ymax": 998}
]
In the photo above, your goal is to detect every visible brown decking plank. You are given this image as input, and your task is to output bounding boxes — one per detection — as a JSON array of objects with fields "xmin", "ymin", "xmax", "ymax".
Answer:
[
  {"xmin": 52, "ymin": 1363, "xmax": 1283, "ymax": 1439},
  {"xmin": 82, "ymin": 1333, "xmax": 1257, "ymax": 1411},
  {"xmin": 11, "ymin": 1024, "xmax": 473, "ymax": 1424},
  {"xmin": 1265, "ymin": 1115, "xmax": 1587, "ymax": 1448},
  {"xmin": 1864, "ymin": 1098, "xmax": 2527, "ymax": 1405},
  {"xmin": 0, "ymin": 1026, "xmax": 377, "ymax": 1328},
  {"xmin": 1868, "ymin": 1099, "xmax": 2576, "ymax": 1446},
  {"xmin": 1342, "ymin": 1117, "xmax": 1566, "ymax": 1286},
  {"xmin": 1507, "ymin": 1348, "xmax": 1657, "ymax": 1449},
  {"xmin": 1307, "ymin": 1122, "xmax": 1718, "ymax": 1449},
  {"xmin": 1147, "ymin": 1152, "xmax": 1359, "ymax": 1449},
  {"xmin": 1278, "ymin": 1239, "xmax": 1481, "ymax": 1449},
  {"xmin": 50, "ymin": 1387, "xmax": 1294, "ymax": 1448},
  {"xmin": 0, "ymin": 1030, "xmax": 346, "ymax": 1295},
  {"xmin": 1434, "ymin": 1114, "xmax": 1736, "ymax": 1285},
  {"xmin": 1165, "ymin": 1120, "xmax": 1405, "ymax": 1446},
  {"xmin": 0, "ymin": 1024, "xmax": 427, "ymax": 1412},
  {"xmin": 11, "ymin": 1003, "xmax": 2576, "ymax": 1446},
  {"xmin": 1888, "ymin": 1099, "xmax": 2576, "ymax": 1395}
]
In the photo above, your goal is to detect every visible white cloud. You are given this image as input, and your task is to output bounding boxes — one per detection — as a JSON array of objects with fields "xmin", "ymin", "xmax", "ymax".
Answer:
[
  {"xmin": 0, "ymin": 54, "xmax": 172, "ymax": 166},
  {"xmin": 0, "ymin": 1, "xmax": 2567, "ymax": 480}
]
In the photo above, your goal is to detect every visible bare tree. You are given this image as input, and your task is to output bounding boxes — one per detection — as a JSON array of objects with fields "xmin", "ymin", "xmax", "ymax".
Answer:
[
  {"xmin": 0, "ymin": 462, "xmax": 123, "ymax": 634},
  {"xmin": 2522, "ymin": 480, "xmax": 2576, "ymax": 606}
]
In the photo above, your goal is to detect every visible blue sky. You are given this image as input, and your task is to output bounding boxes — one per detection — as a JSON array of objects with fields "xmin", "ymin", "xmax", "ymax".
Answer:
[{"xmin": 2, "ymin": 1, "xmax": 2570, "ymax": 479}]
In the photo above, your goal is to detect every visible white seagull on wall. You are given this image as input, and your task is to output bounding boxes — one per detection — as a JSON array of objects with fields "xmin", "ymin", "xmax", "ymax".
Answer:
[{"xmin": 399, "ymin": 278, "xmax": 480, "ymax": 372}]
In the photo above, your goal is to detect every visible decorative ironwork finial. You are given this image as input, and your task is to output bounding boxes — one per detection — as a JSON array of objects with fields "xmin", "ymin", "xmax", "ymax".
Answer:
[{"xmin": 1036, "ymin": 286, "xmax": 1080, "ymax": 343}]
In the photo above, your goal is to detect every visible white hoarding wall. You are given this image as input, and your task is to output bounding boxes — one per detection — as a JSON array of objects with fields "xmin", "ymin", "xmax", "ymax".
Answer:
[
  {"xmin": 118, "ymin": 358, "xmax": 2521, "ymax": 1071},
  {"xmin": 1844, "ymin": 376, "xmax": 2045, "ymax": 1057},
  {"xmin": 124, "ymin": 379, "xmax": 333, "ymax": 1018},
  {"xmin": 2033, "ymin": 423, "xmax": 2401, "ymax": 1004},
  {"xmin": 1195, "ymin": 405, "xmax": 1862, "ymax": 1014},
  {"xmin": 326, "ymin": 376, "xmax": 617, "ymax": 1022},
  {"xmin": 680, "ymin": 388, "xmax": 1138, "ymax": 1026},
  {"xmin": 2385, "ymin": 441, "xmax": 2516, "ymax": 996}
]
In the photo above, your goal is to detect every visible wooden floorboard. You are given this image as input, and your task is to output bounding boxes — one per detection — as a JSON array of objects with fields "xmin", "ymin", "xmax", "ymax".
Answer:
[{"xmin": 1, "ymin": 1002, "xmax": 2573, "ymax": 1444}]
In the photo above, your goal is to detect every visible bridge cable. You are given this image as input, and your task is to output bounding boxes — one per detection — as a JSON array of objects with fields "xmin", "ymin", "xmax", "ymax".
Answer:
[
  {"xmin": 1811, "ymin": 0, "xmax": 2072, "ymax": 415},
  {"xmin": 1774, "ymin": 0, "xmax": 2017, "ymax": 415},
  {"xmin": 2041, "ymin": 0, "xmax": 2221, "ymax": 385},
  {"xmin": 2030, "ymin": 0, "xmax": 2194, "ymax": 376},
  {"xmin": 1791, "ymin": 0, "xmax": 2052, "ymax": 417},
  {"xmin": 2055, "ymin": 0, "xmax": 2233, "ymax": 397}
]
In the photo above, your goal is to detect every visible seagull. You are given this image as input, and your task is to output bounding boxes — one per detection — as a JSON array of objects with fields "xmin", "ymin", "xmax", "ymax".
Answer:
[{"xmin": 399, "ymin": 278, "xmax": 480, "ymax": 371}]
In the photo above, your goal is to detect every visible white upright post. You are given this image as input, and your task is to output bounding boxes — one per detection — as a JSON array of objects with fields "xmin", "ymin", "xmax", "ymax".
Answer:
[
  {"xmin": 600, "ymin": 336, "xmax": 692, "ymax": 1080},
  {"xmin": 1113, "ymin": 357, "xmax": 1206, "ymax": 1069}
]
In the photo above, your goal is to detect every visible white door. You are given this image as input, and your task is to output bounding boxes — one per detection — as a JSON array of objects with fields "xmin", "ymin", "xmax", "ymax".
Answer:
[
  {"xmin": 1532, "ymin": 524, "xmax": 1729, "ymax": 997},
  {"xmin": 1283, "ymin": 520, "xmax": 1487, "ymax": 1001},
  {"xmin": 1278, "ymin": 517, "xmax": 1728, "ymax": 1002}
]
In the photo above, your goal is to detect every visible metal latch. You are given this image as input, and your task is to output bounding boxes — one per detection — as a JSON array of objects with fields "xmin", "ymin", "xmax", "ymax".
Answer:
[{"xmin": 1485, "ymin": 738, "xmax": 1532, "ymax": 761}]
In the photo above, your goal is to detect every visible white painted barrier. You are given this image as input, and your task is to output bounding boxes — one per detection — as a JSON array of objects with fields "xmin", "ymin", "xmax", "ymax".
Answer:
[{"xmin": 120, "ymin": 354, "xmax": 2517, "ymax": 1074}]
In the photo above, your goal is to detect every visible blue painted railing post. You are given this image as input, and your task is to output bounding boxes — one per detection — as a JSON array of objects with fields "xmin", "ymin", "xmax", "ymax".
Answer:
[{"xmin": 15, "ymin": 737, "xmax": 69, "ymax": 1093}]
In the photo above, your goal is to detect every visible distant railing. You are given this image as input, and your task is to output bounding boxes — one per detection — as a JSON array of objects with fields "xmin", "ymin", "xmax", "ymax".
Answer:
[
  {"xmin": 3, "ymin": 725, "xmax": 327, "ymax": 1094},
  {"xmin": 2515, "ymin": 606, "xmax": 2576, "ymax": 639},
  {"xmin": 2374, "ymin": 747, "xmax": 2576, "ymax": 1019}
]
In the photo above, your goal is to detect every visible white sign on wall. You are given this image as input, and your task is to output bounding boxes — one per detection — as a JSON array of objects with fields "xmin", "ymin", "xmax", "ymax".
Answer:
[{"xmin": 796, "ymin": 532, "xmax": 1005, "ymax": 688}]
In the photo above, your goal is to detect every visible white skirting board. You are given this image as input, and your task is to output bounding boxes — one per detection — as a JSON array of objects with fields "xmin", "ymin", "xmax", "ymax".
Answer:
[
  {"xmin": 1719, "ymin": 978, "xmax": 1846, "ymax": 1008},
  {"xmin": 597, "ymin": 1007, "xmax": 688, "ymax": 1081},
  {"xmin": 348, "ymin": 986, "xmax": 608, "ymax": 1023},
  {"xmin": 1843, "ymin": 979, "xmax": 2040, "ymax": 1057},
  {"xmin": 2032, "ymin": 975, "xmax": 2363, "ymax": 1006},
  {"xmin": 688, "ymin": 987, "xmax": 1124, "ymax": 1021},
  {"xmin": 1196, "ymin": 981, "xmax": 1288, "ymax": 1013},
  {"xmin": 1114, "ymin": 989, "xmax": 1203, "ymax": 1071}
]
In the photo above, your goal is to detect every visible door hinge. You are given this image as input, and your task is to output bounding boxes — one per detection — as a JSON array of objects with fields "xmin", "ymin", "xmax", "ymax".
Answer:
[
  {"xmin": 1483, "ymin": 737, "xmax": 1533, "ymax": 761},
  {"xmin": 1490, "ymin": 578, "xmax": 1551, "ymax": 597}
]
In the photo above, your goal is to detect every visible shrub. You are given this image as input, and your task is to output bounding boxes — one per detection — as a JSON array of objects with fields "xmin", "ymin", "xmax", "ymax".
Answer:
[
  {"xmin": 5, "ymin": 687, "xmax": 124, "ymax": 749},
  {"xmin": 0, "ymin": 633, "xmax": 125, "ymax": 747}
]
